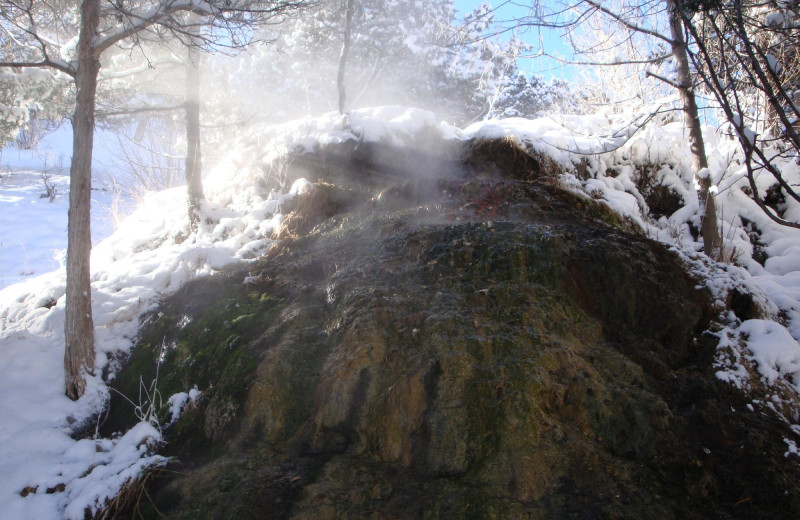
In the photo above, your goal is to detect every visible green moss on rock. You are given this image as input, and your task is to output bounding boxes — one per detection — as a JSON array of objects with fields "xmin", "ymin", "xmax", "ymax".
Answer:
[{"xmin": 103, "ymin": 286, "xmax": 283, "ymax": 452}]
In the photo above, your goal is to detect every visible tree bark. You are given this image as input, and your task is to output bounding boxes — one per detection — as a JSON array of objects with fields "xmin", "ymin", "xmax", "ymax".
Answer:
[
  {"xmin": 337, "ymin": 0, "xmax": 355, "ymax": 115},
  {"xmin": 185, "ymin": 47, "xmax": 204, "ymax": 228},
  {"xmin": 65, "ymin": 0, "xmax": 100, "ymax": 400},
  {"xmin": 667, "ymin": 0, "xmax": 721, "ymax": 258}
]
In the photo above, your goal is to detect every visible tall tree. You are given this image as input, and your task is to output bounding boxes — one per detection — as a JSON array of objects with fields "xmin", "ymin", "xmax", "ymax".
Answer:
[
  {"xmin": 665, "ymin": 0, "xmax": 721, "ymax": 254},
  {"xmin": 185, "ymin": 31, "xmax": 204, "ymax": 227},
  {"xmin": 0, "ymin": 0, "xmax": 309, "ymax": 400},
  {"xmin": 519, "ymin": 0, "xmax": 800, "ymax": 232},
  {"xmin": 679, "ymin": 0, "xmax": 800, "ymax": 228},
  {"xmin": 64, "ymin": 0, "xmax": 102, "ymax": 400},
  {"xmin": 96, "ymin": 34, "xmax": 210, "ymax": 226},
  {"xmin": 336, "ymin": 0, "xmax": 355, "ymax": 115},
  {"xmin": 515, "ymin": 0, "xmax": 722, "ymax": 256}
]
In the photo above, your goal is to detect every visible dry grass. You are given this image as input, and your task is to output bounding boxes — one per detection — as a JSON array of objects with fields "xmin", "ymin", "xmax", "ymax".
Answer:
[
  {"xmin": 275, "ymin": 182, "xmax": 361, "ymax": 239},
  {"xmin": 92, "ymin": 467, "xmax": 168, "ymax": 520}
]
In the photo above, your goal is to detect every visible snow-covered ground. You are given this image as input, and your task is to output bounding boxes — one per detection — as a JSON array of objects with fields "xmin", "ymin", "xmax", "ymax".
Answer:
[
  {"xmin": 0, "ymin": 125, "xmax": 124, "ymax": 289},
  {"xmin": 1, "ymin": 107, "xmax": 799, "ymax": 518}
]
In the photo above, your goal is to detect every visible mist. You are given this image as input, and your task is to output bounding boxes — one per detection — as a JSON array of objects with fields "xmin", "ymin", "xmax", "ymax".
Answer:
[{"xmin": 89, "ymin": 0, "xmax": 574, "ymax": 194}]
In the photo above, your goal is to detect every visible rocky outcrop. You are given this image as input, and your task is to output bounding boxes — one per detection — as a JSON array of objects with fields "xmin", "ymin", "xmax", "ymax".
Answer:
[{"xmin": 105, "ymin": 138, "xmax": 800, "ymax": 519}]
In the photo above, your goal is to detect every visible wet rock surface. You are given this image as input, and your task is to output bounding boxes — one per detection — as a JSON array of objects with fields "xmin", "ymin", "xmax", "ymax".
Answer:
[{"xmin": 105, "ymin": 140, "xmax": 800, "ymax": 519}]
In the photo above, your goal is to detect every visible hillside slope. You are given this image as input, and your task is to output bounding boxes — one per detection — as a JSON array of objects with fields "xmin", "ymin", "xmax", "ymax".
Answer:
[{"xmin": 104, "ymin": 135, "xmax": 800, "ymax": 519}]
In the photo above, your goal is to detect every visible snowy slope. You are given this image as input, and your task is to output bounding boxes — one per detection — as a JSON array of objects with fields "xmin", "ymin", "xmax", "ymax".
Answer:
[{"xmin": 1, "ymin": 107, "xmax": 799, "ymax": 518}]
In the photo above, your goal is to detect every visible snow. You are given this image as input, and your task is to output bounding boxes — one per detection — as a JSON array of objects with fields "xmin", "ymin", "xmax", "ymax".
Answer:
[
  {"xmin": 2, "ymin": 106, "xmax": 800, "ymax": 517},
  {"xmin": 787, "ymin": 438, "xmax": 799, "ymax": 459},
  {"xmin": 0, "ymin": 124, "xmax": 126, "ymax": 289},
  {"xmin": 167, "ymin": 386, "xmax": 201, "ymax": 425},
  {"xmin": 740, "ymin": 319, "xmax": 800, "ymax": 390},
  {"xmin": 765, "ymin": 11, "xmax": 786, "ymax": 27}
]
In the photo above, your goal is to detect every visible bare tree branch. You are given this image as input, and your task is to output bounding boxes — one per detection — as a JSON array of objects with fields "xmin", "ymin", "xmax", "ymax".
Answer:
[
  {"xmin": 645, "ymin": 69, "xmax": 680, "ymax": 88},
  {"xmin": 582, "ymin": 0, "xmax": 674, "ymax": 45}
]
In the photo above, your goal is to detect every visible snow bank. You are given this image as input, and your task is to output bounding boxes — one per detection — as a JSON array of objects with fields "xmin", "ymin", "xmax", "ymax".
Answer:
[{"xmin": 740, "ymin": 319, "xmax": 800, "ymax": 389}]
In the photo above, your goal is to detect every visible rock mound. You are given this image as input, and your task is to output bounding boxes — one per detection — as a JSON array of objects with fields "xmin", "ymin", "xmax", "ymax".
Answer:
[{"xmin": 105, "ymin": 138, "xmax": 800, "ymax": 519}]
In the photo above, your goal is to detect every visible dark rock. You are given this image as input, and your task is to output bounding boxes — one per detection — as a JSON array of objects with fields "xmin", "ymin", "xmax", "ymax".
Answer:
[{"xmin": 106, "ymin": 138, "xmax": 800, "ymax": 519}]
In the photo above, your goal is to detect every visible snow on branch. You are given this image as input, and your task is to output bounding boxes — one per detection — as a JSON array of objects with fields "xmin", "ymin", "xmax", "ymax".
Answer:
[
  {"xmin": 93, "ymin": 0, "xmax": 218, "ymax": 54},
  {"xmin": 94, "ymin": 0, "xmax": 310, "ymax": 54},
  {"xmin": 0, "ymin": 3, "xmax": 75, "ymax": 75}
]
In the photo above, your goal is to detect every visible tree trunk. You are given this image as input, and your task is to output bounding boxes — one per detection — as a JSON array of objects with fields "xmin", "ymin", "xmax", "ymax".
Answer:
[
  {"xmin": 65, "ymin": 0, "xmax": 101, "ymax": 400},
  {"xmin": 337, "ymin": 0, "xmax": 355, "ymax": 115},
  {"xmin": 667, "ymin": 0, "xmax": 721, "ymax": 258},
  {"xmin": 185, "ymin": 47, "xmax": 204, "ymax": 228}
]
